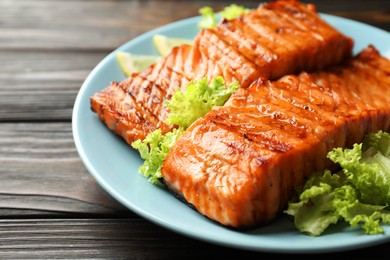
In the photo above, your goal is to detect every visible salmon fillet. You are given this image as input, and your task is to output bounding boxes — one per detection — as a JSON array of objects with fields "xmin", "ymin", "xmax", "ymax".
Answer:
[
  {"xmin": 161, "ymin": 45, "xmax": 390, "ymax": 228},
  {"xmin": 90, "ymin": 0, "xmax": 353, "ymax": 145}
]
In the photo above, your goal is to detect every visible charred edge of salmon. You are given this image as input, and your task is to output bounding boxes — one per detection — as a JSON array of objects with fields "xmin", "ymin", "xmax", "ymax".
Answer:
[
  {"xmin": 90, "ymin": 81, "xmax": 173, "ymax": 144},
  {"xmin": 161, "ymin": 177, "xmax": 282, "ymax": 231},
  {"xmin": 160, "ymin": 178, "xmax": 208, "ymax": 218},
  {"xmin": 161, "ymin": 45, "xmax": 390, "ymax": 229},
  {"xmin": 89, "ymin": 44, "xmax": 197, "ymax": 143}
]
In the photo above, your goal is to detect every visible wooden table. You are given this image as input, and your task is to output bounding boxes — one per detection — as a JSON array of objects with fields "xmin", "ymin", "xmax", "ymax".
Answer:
[{"xmin": 1, "ymin": 0, "xmax": 389, "ymax": 258}]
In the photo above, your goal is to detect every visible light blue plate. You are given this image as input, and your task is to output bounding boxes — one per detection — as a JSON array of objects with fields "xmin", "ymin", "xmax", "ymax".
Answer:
[{"xmin": 72, "ymin": 14, "xmax": 390, "ymax": 254}]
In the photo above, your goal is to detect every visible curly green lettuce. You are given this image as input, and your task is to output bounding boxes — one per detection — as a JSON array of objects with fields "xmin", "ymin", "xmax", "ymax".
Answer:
[
  {"xmin": 132, "ymin": 76, "xmax": 239, "ymax": 185},
  {"xmin": 198, "ymin": 4, "xmax": 250, "ymax": 29},
  {"xmin": 285, "ymin": 130, "xmax": 390, "ymax": 236},
  {"xmin": 220, "ymin": 4, "xmax": 249, "ymax": 20},
  {"xmin": 198, "ymin": 6, "xmax": 218, "ymax": 29},
  {"xmin": 131, "ymin": 127, "xmax": 184, "ymax": 186},
  {"xmin": 165, "ymin": 76, "xmax": 239, "ymax": 128}
]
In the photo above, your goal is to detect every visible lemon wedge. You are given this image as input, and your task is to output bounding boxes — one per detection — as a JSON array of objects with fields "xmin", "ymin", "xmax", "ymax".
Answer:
[
  {"xmin": 116, "ymin": 51, "xmax": 161, "ymax": 77},
  {"xmin": 153, "ymin": 34, "xmax": 192, "ymax": 57}
]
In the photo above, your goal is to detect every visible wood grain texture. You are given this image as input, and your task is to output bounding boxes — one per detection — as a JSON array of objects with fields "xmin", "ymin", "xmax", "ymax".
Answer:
[
  {"xmin": 1, "ymin": 0, "xmax": 388, "ymax": 51},
  {"xmin": 1, "ymin": 0, "xmax": 390, "ymax": 258},
  {"xmin": 0, "ymin": 0, "xmax": 259, "ymax": 51},
  {"xmin": 0, "ymin": 50, "xmax": 106, "ymax": 121},
  {"xmin": 0, "ymin": 219, "xmax": 388, "ymax": 259},
  {"xmin": 0, "ymin": 122, "xmax": 128, "ymax": 213}
]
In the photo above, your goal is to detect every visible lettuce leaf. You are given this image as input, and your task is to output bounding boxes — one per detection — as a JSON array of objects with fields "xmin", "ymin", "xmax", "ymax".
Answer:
[
  {"xmin": 198, "ymin": 4, "xmax": 250, "ymax": 29},
  {"xmin": 165, "ymin": 76, "xmax": 239, "ymax": 128},
  {"xmin": 220, "ymin": 4, "xmax": 250, "ymax": 20},
  {"xmin": 198, "ymin": 6, "xmax": 217, "ymax": 29},
  {"xmin": 285, "ymin": 130, "xmax": 390, "ymax": 236},
  {"xmin": 132, "ymin": 76, "xmax": 239, "ymax": 185},
  {"xmin": 131, "ymin": 127, "xmax": 184, "ymax": 186}
]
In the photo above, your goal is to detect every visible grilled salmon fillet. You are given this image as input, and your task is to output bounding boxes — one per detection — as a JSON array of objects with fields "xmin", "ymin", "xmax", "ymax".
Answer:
[
  {"xmin": 161, "ymin": 45, "xmax": 390, "ymax": 228},
  {"xmin": 90, "ymin": 0, "xmax": 353, "ymax": 145}
]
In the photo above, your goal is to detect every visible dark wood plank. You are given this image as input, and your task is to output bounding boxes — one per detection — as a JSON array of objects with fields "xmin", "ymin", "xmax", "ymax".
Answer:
[
  {"xmin": 0, "ymin": 50, "xmax": 106, "ymax": 121},
  {"xmin": 0, "ymin": 122, "xmax": 129, "ymax": 214},
  {"xmin": 0, "ymin": 0, "xmax": 258, "ymax": 51},
  {"xmin": 0, "ymin": 219, "xmax": 262, "ymax": 259},
  {"xmin": 0, "ymin": 0, "xmax": 388, "ymax": 51},
  {"xmin": 0, "ymin": 218, "xmax": 388, "ymax": 259}
]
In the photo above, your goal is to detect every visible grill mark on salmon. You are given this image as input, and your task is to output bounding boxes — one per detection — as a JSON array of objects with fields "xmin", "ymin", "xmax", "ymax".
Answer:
[
  {"xmin": 169, "ymin": 44, "xmax": 194, "ymax": 79},
  {"xmin": 90, "ymin": 0, "xmax": 354, "ymax": 146},
  {"xmin": 161, "ymin": 46, "xmax": 390, "ymax": 228},
  {"xmin": 197, "ymin": 29, "xmax": 262, "ymax": 87},
  {"xmin": 209, "ymin": 107, "xmax": 307, "ymax": 152},
  {"xmin": 120, "ymin": 77, "xmax": 169, "ymax": 123},
  {"xmin": 215, "ymin": 19, "xmax": 276, "ymax": 71},
  {"xmin": 139, "ymin": 54, "xmax": 168, "ymax": 83},
  {"xmin": 90, "ymin": 82, "xmax": 172, "ymax": 143}
]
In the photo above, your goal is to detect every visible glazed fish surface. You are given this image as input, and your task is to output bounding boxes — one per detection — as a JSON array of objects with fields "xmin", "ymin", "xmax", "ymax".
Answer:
[
  {"xmin": 162, "ymin": 46, "xmax": 390, "ymax": 228},
  {"xmin": 90, "ymin": 0, "xmax": 353, "ymax": 145}
]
